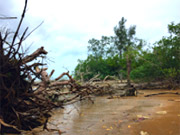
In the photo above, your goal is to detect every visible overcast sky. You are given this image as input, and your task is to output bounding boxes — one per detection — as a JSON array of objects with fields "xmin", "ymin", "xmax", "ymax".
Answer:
[{"xmin": 0, "ymin": 0, "xmax": 180, "ymax": 78}]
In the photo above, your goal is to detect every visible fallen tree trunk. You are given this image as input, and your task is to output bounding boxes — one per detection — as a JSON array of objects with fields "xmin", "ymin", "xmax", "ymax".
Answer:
[{"xmin": 144, "ymin": 92, "xmax": 180, "ymax": 97}]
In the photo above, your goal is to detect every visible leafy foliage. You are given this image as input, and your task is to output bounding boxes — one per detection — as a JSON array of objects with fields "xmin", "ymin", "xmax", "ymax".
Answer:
[
  {"xmin": 74, "ymin": 55, "xmax": 123, "ymax": 81},
  {"xmin": 74, "ymin": 20, "xmax": 180, "ymax": 86},
  {"xmin": 131, "ymin": 22, "xmax": 180, "ymax": 83}
]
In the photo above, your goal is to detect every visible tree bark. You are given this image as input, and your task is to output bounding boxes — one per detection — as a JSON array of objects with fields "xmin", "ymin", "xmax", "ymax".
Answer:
[
  {"xmin": 34, "ymin": 66, "xmax": 49, "ymax": 93},
  {"xmin": 126, "ymin": 55, "xmax": 131, "ymax": 86},
  {"xmin": 22, "ymin": 46, "xmax": 47, "ymax": 64}
]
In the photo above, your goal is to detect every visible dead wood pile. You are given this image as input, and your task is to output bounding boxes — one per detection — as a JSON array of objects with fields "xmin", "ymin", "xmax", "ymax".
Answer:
[
  {"xmin": 0, "ymin": 0, "xmax": 103, "ymax": 133},
  {"xmin": 0, "ymin": 0, "xmax": 140, "ymax": 133},
  {"xmin": 0, "ymin": 9, "xmax": 55, "ymax": 133}
]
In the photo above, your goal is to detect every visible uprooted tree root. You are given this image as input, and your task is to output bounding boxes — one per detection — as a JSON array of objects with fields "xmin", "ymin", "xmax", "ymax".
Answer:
[
  {"xmin": 0, "ymin": 0, "xmax": 104, "ymax": 133},
  {"xmin": 0, "ymin": 0, "xmax": 57, "ymax": 133},
  {"xmin": 0, "ymin": 0, "xmax": 137, "ymax": 133},
  {"xmin": 0, "ymin": 39, "xmax": 102, "ymax": 133},
  {"xmin": 0, "ymin": 12, "xmax": 55, "ymax": 133},
  {"xmin": 0, "ymin": 44, "xmax": 45, "ymax": 132}
]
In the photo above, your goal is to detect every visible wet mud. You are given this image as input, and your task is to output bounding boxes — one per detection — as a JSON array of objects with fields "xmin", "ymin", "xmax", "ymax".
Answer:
[{"xmin": 26, "ymin": 90, "xmax": 180, "ymax": 135}]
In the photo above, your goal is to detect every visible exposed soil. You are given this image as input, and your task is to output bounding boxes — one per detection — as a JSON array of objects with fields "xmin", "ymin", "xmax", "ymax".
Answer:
[
  {"xmin": 129, "ymin": 92, "xmax": 180, "ymax": 135},
  {"xmin": 23, "ymin": 89, "xmax": 180, "ymax": 135}
]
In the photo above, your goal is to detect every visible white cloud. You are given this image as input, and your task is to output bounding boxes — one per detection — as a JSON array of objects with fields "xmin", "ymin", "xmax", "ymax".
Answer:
[{"xmin": 1, "ymin": 0, "xmax": 180, "ymax": 77}]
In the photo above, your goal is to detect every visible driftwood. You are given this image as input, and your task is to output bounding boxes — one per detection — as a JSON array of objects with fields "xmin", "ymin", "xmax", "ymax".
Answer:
[
  {"xmin": 103, "ymin": 75, "xmax": 118, "ymax": 81},
  {"xmin": 37, "ymin": 71, "xmax": 102, "ymax": 104},
  {"xmin": 107, "ymin": 85, "xmax": 137, "ymax": 99},
  {"xmin": 0, "ymin": 0, "xmax": 50, "ymax": 132},
  {"xmin": 0, "ymin": 0, "xmax": 141, "ymax": 133},
  {"xmin": 144, "ymin": 92, "xmax": 180, "ymax": 97},
  {"xmin": 0, "ymin": 0, "xmax": 95, "ymax": 133},
  {"xmin": 133, "ymin": 81, "xmax": 180, "ymax": 90}
]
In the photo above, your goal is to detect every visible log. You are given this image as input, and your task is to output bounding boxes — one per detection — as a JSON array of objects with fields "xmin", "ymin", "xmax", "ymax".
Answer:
[
  {"xmin": 144, "ymin": 92, "xmax": 180, "ymax": 97},
  {"xmin": 50, "ymin": 81, "xmax": 71, "ymax": 87}
]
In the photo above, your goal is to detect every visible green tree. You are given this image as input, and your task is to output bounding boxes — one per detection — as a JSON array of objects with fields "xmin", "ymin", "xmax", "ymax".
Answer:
[
  {"xmin": 154, "ymin": 22, "xmax": 180, "ymax": 87},
  {"xmin": 75, "ymin": 17, "xmax": 144, "ymax": 82},
  {"xmin": 114, "ymin": 17, "xmax": 143, "ymax": 86},
  {"xmin": 87, "ymin": 36, "xmax": 115, "ymax": 58},
  {"xmin": 114, "ymin": 17, "xmax": 128, "ymax": 58},
  {"xmin": 74, "ymin": 55, "xmax": 123, "ymax": 81},
  {"xmin": 130, "ymin": 51, "xmax": 162, "ymax": 82},
  {"xmin": 130, "ymin": 22, "xmax": 180, "ymax": 86}
]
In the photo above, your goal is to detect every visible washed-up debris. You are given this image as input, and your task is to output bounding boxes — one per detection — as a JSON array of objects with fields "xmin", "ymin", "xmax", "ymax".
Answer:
[
  {"xmin": 140, "ymin": 131, "xmax": 149, "ymax": 135},
  {"xmin": 137, "ymin": 115, "xmax": 150, "ymax": 119},
  {"xmin": 156, "ymin": 111, "xmax": 167, "ymax": 114},
  {"xmin": 136, "ymin": 115, "xmax": 150, "ymax": 121},
  {"xmin": 0, "ymin": 0, "xmax": 103, "ymax": 133},
  {"xmin": 144, "ymin": 92, "xmax": 180, "ymax": 97}
]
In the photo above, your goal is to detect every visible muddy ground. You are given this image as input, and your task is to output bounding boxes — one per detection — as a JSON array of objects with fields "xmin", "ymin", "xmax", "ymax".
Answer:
[{"xmin": 24, "ymin": 89, "xmax": 180, "ymax": 135}]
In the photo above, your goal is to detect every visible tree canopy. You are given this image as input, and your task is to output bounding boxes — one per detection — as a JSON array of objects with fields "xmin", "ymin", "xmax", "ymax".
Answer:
[{"xmin": 74, "ymin": 18, "xmax": 180, "ymax": 88}]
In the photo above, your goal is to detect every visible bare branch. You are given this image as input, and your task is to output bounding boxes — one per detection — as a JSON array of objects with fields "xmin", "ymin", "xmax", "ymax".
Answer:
[
  {"xmin": 55, "ymin": 72, "xmax": 69, "ymax": 81},
  {"xmin": 23, "ymin": 21, "xmax": 44, "ymax": 40},
  {"xmin": 8, "ymin": 0, "xmax": 28, "ymax": 57},
  {"xmin": 0, "ymin": 17, "xmax": 17, "ymax": 19},
  {"xmin": 22, "ymin": 46, "xmax": 48, "ymax": 64},
  {"xmin": 49, "ymin": 69, "xmax": 55, "ymax": 78}
]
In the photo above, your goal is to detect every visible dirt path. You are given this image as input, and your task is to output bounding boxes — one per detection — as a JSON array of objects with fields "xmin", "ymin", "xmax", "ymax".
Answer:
[{"xmin": 26, "ymin": 90, "xmax": 180, "ymax": 135}]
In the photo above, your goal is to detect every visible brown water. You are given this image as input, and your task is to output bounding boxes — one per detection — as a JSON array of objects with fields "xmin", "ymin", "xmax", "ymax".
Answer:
[{"xmin": 25, "ymin": 90, "xmax": 180, "ymax": 135}]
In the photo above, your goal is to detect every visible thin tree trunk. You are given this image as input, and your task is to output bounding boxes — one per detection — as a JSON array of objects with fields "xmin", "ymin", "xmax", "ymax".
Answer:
[
  {"xmin": 120, "ymin": 50, "xmax": 122, "ymax": 59},
  {"xmin": 126, "ymin": 55, "xmax": 131, "ymax": 86}
]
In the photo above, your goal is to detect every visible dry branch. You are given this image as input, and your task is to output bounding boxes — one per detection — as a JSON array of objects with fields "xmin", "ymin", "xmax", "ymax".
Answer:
[
  {"xmin": 0, "ymin": 0, "xmax": 110, "ymax": 134},
  {"xmin": 0, "ymin": 17, "xmax": 17, "ymax": 19},
  {"xmin": 8, "ymin": 0, "xmax": 27, "ymax": 56},
  {"xmin": 49, "ymin": 69, "xmax": 55, "ymax": 78},
  {"xmin": 22, "ymin": 46, "xmax": 48, "ymax": 64},
  {"xmin": 0, "ymin": 0, "xmax": 56, "ymax": 133}
]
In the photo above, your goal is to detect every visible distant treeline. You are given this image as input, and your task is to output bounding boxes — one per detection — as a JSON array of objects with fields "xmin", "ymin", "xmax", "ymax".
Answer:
[{"xmin": 74, "ymin": 17, "xmax": 180, "ymax": 85}]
